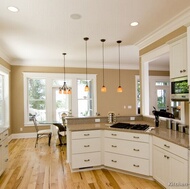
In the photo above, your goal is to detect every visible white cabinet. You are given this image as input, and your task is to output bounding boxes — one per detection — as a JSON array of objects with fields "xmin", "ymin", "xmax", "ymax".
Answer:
[
  {"xmin": 0, "ymin": 129, "xmax": 9, "ymax": 176},
  {"xmin": 104, "ymin": 130, "xmax": 150, "ymax": 176},
  {"xmin": 169, "ymin": 36, "xmax": 187, "ymax": 79},
  {"xmin": 153, "ymin": 136, "xmax": 188, "ymax": 189},
  {"xmin": 70, "ymin": 130, "xmax": 102, "ymax": 170}
]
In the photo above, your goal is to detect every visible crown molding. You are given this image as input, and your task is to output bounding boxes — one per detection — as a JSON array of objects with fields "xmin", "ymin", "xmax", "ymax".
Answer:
[
  {"xmin": 135, "ymin": 7, "xmax": 190, "ymax": 50},
  {"xmin": 0, "ymin": 50, "xmax": 11, "ymax": 64}
]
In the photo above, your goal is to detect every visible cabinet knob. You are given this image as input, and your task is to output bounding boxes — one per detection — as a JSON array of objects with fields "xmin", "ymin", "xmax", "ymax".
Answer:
[
  {"xmin": 133, "ymin": 149, "xmax": 140, "ymax": 151},
  {"xmin": 111, "ymin": 160, "xmax": 117, "ymax": 163},
  {"xmin": 164, "ymin": 144, "xmax": 170, "ymax": 148},
  {"xmin": 84, "ymin": 134, "xmax": 90, "ymax": 136},
  {"xmin": 84, "ymin": 159, "xmax": 90, "ymax": 162},
  {"xmin": 111, "ymin": 133, "xmax": 117, "ymax": 136},
  {"xmin": 84, "ymin": 145, "xmax": 90, "ymax": 147},
  {"xmin": 133, "ymin": 136, "xmax": 139, "ymax": 139},
  {"xmin": 111, "ymin": 145, "xmax": 117, "ymax": 148},
  {"xmin": 133, "ymin": 164, "xmax": 140, "ymax": 167}
]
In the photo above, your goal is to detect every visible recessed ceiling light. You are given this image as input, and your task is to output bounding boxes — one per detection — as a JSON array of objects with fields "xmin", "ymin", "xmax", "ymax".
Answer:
[
  {"xmin": 130, "ymin": 22, "xmax": 139, "ymax": 27},
  {"xmin": 8, "ymin": 6, "xmax": 19, "ymax": 13},
  {"xmin": 70, "ymin": 14, "xmax": 81, "ymax": 20}
]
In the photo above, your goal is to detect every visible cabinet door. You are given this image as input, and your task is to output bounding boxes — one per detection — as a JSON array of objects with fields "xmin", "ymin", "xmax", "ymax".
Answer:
[
  {"xmin": 153, "ymin": 146, "xmax": 169, "ymax": 188},
  {"xmin": 168, "ymin": 155, "xmax": 188, "ymax": 189},
  {"xmin": 170, "ymin": 37, "xmax": 187, "ymax": 78}
]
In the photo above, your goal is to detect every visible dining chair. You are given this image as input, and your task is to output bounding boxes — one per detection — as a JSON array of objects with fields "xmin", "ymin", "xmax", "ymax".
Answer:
[
  {"xmin": 31, "ymin": 115, "xmax": 52, "ymax": 147},
  {"xmin": 53, "ymin": 123, "xmax": 66, "ymax": 146}
]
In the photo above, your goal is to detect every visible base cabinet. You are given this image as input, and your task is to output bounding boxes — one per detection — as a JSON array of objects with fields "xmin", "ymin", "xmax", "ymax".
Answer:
[
  {"xmin": 104, "ymin": 130, "xmax": 150, "ymax": 176},
  {"xmin": 70, "ymin": 130, "xmax": 102, "ymax": 170},
  {"xmin": 153, "ymin": 137, "xmax": 188, "ymax": 189},
  {"xmin": 0, "ymin": 129, "xmax": 9, "ymax": 176}
]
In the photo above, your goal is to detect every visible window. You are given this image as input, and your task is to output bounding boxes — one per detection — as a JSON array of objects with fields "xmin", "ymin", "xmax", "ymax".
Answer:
[
  {"xmin": 136, "ymin": 75, "xmax": 140, "ymax": 114},
  {"xmin": 24, "ymin": 73, "xmax": 97, "ymax": 125},
  {"xmin": 0, "ymin": 65, "xmax": 10, "ymax": 128},
  {"xmin": 77, "ymin": 80, "xmax": 93, "ymax": 116},
  {"xmin": 28, "ymin": 78, "xmax": 46, "ymax": 121}
]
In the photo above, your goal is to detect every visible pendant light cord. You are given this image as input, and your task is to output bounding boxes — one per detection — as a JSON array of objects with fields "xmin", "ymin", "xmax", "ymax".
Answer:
[
  {"xmin": 84, "ymin": 37, "xmax": 89, "ymax": 85},
  {"xmin": 63, "ymin": 53, "xmax": 66, "ymax": 82},
  {"xmin": 117, "ymin": 40, "xmax": 122, "ymax": 86},
  {"xmin": 101, "ymin": 39, "xmax": 105, "ymax": 86}
]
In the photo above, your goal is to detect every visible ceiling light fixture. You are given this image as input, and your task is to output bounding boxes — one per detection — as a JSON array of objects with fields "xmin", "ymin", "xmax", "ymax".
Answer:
[
  {"xmin": 117, "ymin": 40, "xmax": 122, "ymax": 93},
  {"xmin": 8, "ymin": 6, "xmax": 19, "ymax": 12},
  {"xmin": 84, "ymin": 37, "xmax": 89, "ymax": 92},
  {"xmin": 59, "ymin": 53, "xmax": 72, "ymax": 94},
  {"xmin": 101, "ymin": 39, "xmax": 106, "ymax": 92},
  {"xmin": 130, "ymin": 22, "xmax": 139, "ymax": 26}
]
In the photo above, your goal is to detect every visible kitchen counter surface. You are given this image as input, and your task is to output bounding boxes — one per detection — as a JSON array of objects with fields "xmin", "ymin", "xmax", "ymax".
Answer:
[{"xmin": 67, "ymin": 121, "xmax": 189, "ymax": 149}]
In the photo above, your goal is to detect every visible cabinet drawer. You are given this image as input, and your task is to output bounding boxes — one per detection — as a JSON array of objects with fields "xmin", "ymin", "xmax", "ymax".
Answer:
[
  {"xmin": 105, "ymin": 130, "xmax": 149, "ymax": 142},
  {"xmin": 72, "ymin": 152, "xmax": 101, "ymax": 169},
  {"xmin": 72, "ymin": 130, "xmax": 101, "ymax": 139},
  {"xmin": 72, "ymin": 138, "xmax": 101, "ymax": 154},
  {"xmin": 153, "ymin": 136, "xmax": 188, "ymax": 160},
  {"xmin": 104, "ymin": 152, "xmax": 149, "ymax": 175},
  {"xmin": 104, "ymin": 138, "xmax": 149, "ymax": 159},
  {"xmin": 0, "ymin": 129, "xmax": 8, "ymax": 142}
]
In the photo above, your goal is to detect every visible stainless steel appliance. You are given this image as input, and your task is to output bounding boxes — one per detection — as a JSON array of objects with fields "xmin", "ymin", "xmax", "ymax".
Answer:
[
  {"xmin": 171, "ymin": 76, "xmax": 189, "ymax": 101},
  {"xmin": 108, "ymin": 112, "xmax": 116, "ymax": 123},
  {"xmin": 110, "ymin": 122, "xmax": 149, "ymax": 131}
]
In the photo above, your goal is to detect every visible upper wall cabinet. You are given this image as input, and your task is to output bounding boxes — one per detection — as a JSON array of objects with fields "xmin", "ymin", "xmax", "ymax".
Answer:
[{"xmin": 169, "ymin": 36, "xmax": 187, "ymax": 79}]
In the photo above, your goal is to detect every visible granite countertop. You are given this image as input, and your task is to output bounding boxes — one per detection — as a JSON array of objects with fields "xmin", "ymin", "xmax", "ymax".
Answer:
[{"xmin": 67, "ymin": 121, "xmax": 189, "ymax": 149}]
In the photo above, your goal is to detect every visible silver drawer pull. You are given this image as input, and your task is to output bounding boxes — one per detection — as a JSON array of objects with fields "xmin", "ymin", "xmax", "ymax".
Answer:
[
  {"xmin": 111, "ymin": 160, "xmax": 117, "ymax": 163},
  {"xmin": 111, "ymin": 145, "xmax": 117, "ymax": 148},
  {"xmin": 84, "ymin": 159, "xmax": 90, "ymax": 162},
  {"xmin": 111, "ymin": 134, "xmax": 117, "ymax": 136},
  {"xmin": 84, "ymin": 145, "xmax": 90, "ymax": 147},
  {"xmin": 4, "ymin": 134, "xmax": 8, "ymax": 136},
  {"xmin": 133, "ymin": 164, "xmax": 140, "ymax": 167},
  {"xmin": 133, "ymin": 149, "xmax": 140, "ymax": 151},
  {"xmin": 84, "ymin": 134, "xmax": 90, "ymax": 136},
  {"xmin": 164, "ymin": 144, "xmax": 170, "ymax": 148},
  {"xmin": 133, "ymin": 136, "xmax": 139, "ymax": 139}
]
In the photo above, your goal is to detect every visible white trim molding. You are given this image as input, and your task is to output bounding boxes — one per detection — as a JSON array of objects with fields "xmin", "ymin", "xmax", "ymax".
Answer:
[{"xmin": 136, "ymin": 7, "xmax": 190, "ymax": 50}]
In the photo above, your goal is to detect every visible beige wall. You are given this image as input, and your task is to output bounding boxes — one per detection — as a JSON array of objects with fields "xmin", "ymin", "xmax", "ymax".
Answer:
[{"xmin": 9, "ymin": 65, "xmax": 169, "ymax": 134}]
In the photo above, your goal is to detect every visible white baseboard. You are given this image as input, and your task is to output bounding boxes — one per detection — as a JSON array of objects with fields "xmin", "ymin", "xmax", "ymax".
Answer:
[{"xmin": 11, "ymin": 132, "xmax": 36, "ymax": 139}]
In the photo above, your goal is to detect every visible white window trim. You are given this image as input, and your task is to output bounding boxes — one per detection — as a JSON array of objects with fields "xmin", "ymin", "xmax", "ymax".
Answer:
[
  {"xmin": 23, "ymin": 72, "xmax": 97, "ymax": 126},
  {"xmin": 0, "ymin": 65, "xmax": 10, "ymax": 128}
]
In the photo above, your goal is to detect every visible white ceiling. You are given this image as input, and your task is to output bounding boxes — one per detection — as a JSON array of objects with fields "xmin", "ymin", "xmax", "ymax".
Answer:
[{"xmin": 1, "ymin": 0, "xmax": 190, "ymax": 70}]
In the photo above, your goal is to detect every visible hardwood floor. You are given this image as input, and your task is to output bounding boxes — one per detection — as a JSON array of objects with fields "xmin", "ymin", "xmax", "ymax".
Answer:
[{"xmin": 0, "ymin": 137, "xmax": 164, "ymax": 189}]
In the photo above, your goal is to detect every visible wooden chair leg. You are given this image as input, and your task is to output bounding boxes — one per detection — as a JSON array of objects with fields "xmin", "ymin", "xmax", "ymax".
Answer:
[
  {"xmin": 48, "ymin": 134, "xmax": 51, "ymax": 146},
  {"xmin": 35, "ymin": 134, "xmax": 39, "ymax": 148}
]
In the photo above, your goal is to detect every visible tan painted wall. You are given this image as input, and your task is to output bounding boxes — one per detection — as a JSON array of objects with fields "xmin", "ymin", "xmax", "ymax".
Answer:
[{"xmin": 10, "ymin": 65, "xmax": 169, "ymax": 134}]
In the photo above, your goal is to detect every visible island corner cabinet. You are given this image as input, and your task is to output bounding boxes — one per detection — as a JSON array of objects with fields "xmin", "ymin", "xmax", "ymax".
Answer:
[{"xmin": 67, "ymin": 129, "xmax": 151, "ymax": 177}]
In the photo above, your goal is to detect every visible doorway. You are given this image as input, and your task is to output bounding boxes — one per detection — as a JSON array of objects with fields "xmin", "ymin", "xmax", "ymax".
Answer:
[{"xmin": 149, "ymin": 76, "xmax": 170, "ymax": 115}]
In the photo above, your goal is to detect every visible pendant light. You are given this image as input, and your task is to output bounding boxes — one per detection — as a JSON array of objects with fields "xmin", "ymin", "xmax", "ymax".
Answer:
[
  {"xmin": 101, "ymin": 39, "xmax": 106, "ymax": 92},
  {"xmin": 117, "ymin": 40, "xmax": 122, "ymax": 92},
  {"xmin": 84, "ymin": 37, "xmax": 89, "ymax": 92},
  {"xmin": 59, "ymin": 53, "xmax": 72, "ymax": 94}
]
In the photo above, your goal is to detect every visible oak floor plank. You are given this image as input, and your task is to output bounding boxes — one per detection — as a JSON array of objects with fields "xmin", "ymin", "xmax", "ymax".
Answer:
[{"xmin": 0, "ymin": 137, "xmax": 164, "ymax": 189}]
